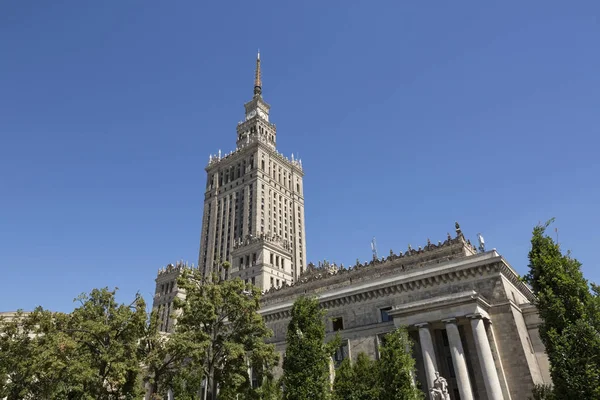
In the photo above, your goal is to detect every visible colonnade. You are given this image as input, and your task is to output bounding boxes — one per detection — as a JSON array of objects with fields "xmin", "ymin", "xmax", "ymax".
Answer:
[{"xmin": 414, "ymin": 313, "xmax": 504, "ymax": 400}]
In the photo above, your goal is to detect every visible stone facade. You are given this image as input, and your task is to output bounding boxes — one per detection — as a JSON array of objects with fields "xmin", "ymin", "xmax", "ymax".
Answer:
[
  {"xmin": 196, "ymin": 52, "xmax": 306, "ymax": 291},
  {"xmin": 259, "ymin": 228, "xmax": 552, "ymax": 399},
  {"xmin": 151, "ymin": 54, "xmax": 553, "ymax": 399},
  {"xmin": 153, "ymin": 261, "xmax": 189, "ymax": 332}
]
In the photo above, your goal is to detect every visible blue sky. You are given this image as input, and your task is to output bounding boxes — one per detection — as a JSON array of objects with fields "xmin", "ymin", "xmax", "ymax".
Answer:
[{"xmin": 1, "ymin": 1, "xmax": 599, "ymax": 312}]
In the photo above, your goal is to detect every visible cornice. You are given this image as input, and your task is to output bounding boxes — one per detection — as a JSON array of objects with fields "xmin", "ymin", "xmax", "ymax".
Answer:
[
  {"xmin": 260, "ymin": 252, "xmax": 510, "ymax": 323},
  {"xmin": 496, "ymin": 261, "xmax": 535, "ymax": 301},
  {"xmin": 388, "ymin": 290, "xmax": 491, "ymax": 318},
  {"xmin": 262, "ymin": 233, "xmax": 476, "ymax": 302},
  {"xmin": 256, "ymin": 141, "xmax": 304, "ymax": 175}
]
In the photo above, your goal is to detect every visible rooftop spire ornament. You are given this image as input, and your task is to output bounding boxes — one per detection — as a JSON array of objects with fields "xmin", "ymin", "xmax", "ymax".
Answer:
[{"xmin": 254, "ymin": 50, "xmax": 262, "ymax": 96}]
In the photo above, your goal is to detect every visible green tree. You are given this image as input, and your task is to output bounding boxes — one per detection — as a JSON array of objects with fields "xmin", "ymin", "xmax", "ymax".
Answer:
[
  {"xmin": 525, "ymin": 219, "xmax": 600, "ymax": 399},
  {"xmin": 255, "ymin": 376, "xmax": 283, "ymax": 400},
  {"xmin": 67, "ymin": 287, "xmax": 147, "ymax": 400},
  {"xmin": 175, "ymin": 267, "xmax": 278, "ymax": 400},
  {"xmin": 332, "ymin": 358, "xmax": 355, "ymax": 400},
  {"xmin": 352, "ymin": 353, "xmax": 380, "ymax": 400},
  {"xmin": 332, "ymin": 353, "xmax": 380, "ymax": 400},
  {"xmin": 0, "ymin": 289, "xmax": 148, "ymax": 400},
  {"xmin": 0, "ymin": 310, "xmax": 40, "ymax": 400},
  {"xmin": 140, "ymin": 309, "xmax": 201, "ymax": 399},
  {"xmin": 0, "ymin": 309, "xmax": 92, "ymax": 400},
  {"xmin": 27, "ymin": 309, "xmax": 92, "ymax": 399},
  {"xmin": 378, "ymin": 328, "xmax": 423, "ymax": 400},
  {"xmin": 528, "ymin": 383, "xmax": 555, "ymax": 400},
  {"xmin": 282, "ymin": 296, "xmax": 336, "ymax": 400}
]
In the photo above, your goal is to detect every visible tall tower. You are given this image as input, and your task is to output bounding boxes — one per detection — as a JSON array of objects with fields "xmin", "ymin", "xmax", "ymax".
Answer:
[{"xmin": 198, "ymin": 52, "xmax": 307, "ymax": 291}]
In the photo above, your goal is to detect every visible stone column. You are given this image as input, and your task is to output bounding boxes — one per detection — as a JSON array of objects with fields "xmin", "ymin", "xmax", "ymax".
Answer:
[
  {"xmin": 415, "ymin": 322, "xmax": 438, "ymax": 391},
  {"xmin": 469, "ymin": 314, "xmax": 504, "ymax": 400},
  {"xmin": 442, "ymin": 318, "xmax": 474, "ymax": 400}
]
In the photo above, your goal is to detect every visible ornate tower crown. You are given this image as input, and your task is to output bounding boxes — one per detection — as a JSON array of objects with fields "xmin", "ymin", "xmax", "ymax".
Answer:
[{"xmin": 243, "ymin": 51, "xmax": 271, "ymax": 124}]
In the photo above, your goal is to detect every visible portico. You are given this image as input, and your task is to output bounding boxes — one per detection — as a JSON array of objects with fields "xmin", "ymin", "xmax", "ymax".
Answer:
[{"xmin": 390, "ymin": 291, "xmax": 505, "ymax": 400}]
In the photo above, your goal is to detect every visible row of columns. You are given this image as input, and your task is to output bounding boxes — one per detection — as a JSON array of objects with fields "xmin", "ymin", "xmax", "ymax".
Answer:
[{"xmin": 415, "ymin": 314, "xmax": 504, "ymax": 400}]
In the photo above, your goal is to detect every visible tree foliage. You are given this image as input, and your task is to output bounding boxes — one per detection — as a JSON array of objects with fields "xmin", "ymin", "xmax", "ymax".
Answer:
[
  {"xmin": 332, "ymin": 358, "xmax": 355, "ymax": 400},
  {"xmin": 0, "ymin": 272, "xmax": 279, "ymax": 400},
  {"xmin": 175, "ymin": 268, "xmax": 278, "ymax": 400},
  {"xmin": 378, "ymin": 328, "xmax": 423, "ymax": 400},
  {"xmin": 69, "ymin": 288, "xmax": 147, "ymax": 399},
  {"xmin": 332, "ymin": 329, "xmax": 422, "ymax": 400},
  {"xmin": 0, "ymin": 288, "xmax": 147, "ymax": 400},
  {"xmin": 282, "ymin": 296, "xmax": 335, "ymax": 400},
  {"xmin": 528, "ymin": 383, "xmax": 555, "ymax": 400},
  {"xmin": 525, "ymin": 219, "xmax": 600, "ymax": 399},
  {"xmin": 0, "ymin": 310, "xmax": 47, "ymax": 400},
  {"xmin": 140, "ymin": 309, "xmax": 197, "ymax": 399},
  {"xmin": 332, "ymin": 353, "xmax": 380, "ymax": 400}
]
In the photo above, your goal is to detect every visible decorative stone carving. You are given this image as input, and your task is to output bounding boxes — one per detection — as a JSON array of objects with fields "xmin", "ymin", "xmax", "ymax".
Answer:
[
  {"xmin": 430, "ymin": 372, "xmax": 450, "ymax": 400},
  {"xmin": 260, "ymin": 224, "xmax": 481, "ymax": 296}
]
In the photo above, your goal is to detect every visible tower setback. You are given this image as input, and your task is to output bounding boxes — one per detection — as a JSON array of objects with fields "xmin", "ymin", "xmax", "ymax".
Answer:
[{"xmin": 197, "ymin": 52, "xmax": 307, "ymax": 290}]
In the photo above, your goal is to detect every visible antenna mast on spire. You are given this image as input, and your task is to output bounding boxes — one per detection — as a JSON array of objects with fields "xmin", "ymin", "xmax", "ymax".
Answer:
[
  {"xmin": 254, "ymin": 50, "xmax": 262, "ymax": 97},
  {"xmin": 371, "ymin": 237, "xmax": 378, "ymax": 260}
]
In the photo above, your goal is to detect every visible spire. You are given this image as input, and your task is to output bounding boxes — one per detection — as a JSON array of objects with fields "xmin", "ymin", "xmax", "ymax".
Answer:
[{"xmin": 253, "ymin": 50, "xmax": 262, "ymax": 97}]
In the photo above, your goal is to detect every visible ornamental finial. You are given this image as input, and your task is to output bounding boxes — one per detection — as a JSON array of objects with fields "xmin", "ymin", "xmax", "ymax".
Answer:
[{"xmin": 254, "ymin": 50, "xmax": 262, "ymax": 96}]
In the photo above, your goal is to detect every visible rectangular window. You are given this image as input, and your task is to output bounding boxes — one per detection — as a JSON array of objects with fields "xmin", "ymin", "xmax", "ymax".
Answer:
[
  {"xmin": 332, "ymin": 317, "xmax": 344, "ymax": 331},
  {"xmin": 270, "ymin": 277, "xmax": 274, "ymax": 287},
  {"xmin": 380, "ymin": 307, "xmax": 392, "ymax": 323}
]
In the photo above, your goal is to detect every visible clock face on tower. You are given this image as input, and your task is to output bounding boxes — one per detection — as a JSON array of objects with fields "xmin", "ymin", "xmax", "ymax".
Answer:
[
  {"xmin": 257, "ymin": 109, "xmax": 268, "ymax": 121},
  {"xmin": 246, "ymin": 110, "xmax": 256, "ymax": 120}
]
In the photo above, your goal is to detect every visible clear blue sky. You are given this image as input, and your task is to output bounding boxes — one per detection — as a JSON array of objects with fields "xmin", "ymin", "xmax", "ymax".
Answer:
[{"xmin": 1, "ymin": 1, "xmax": 599, "ymax": 313}]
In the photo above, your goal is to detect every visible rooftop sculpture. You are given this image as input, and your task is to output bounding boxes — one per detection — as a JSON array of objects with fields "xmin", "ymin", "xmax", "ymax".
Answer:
[{"xmin": 262, "ymin": 222, "xmax": 479, "ymax": 296}]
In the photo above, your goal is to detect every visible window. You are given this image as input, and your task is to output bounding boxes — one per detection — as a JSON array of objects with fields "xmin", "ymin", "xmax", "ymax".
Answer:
[
  {"xmin": 332, "ymin": 317, "xmax": 344, "ymax": 331},
  {"xmin": 380, "ymin": 307, "xmax": 392, "ymax": 322},
  {"xmin": 270, "ymin": 277, "xmax": 274, "ymax": 287}
]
